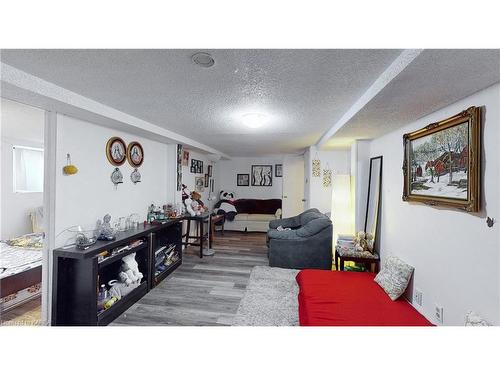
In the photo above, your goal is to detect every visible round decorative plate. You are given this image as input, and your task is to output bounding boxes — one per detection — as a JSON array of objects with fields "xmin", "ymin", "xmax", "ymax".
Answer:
[
  {"xmin": 106, "ymin": 137, "xmax": 127, "ymax": 166},
  {"xmin": 127, "ymin": 141, "xmax": 144, "ymax": 168},
  {"xmin": 130, "ymin": 168, "xmax": 141, "ymax": 184}
]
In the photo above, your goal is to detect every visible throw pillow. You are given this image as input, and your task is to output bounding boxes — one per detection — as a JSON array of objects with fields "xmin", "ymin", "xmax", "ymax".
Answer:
[{"xmin": 374, "ymin": 256, "xmax": 414, "ymax": 301}]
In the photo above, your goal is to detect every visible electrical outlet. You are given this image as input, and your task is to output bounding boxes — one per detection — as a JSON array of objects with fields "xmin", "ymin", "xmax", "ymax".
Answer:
[
  {"xmin": 435, "ymin": 305, "xmax": 444, "ymax": 324},
  {"xmin": 414, "ymin": 288, "xmax": 423, "ymax": 306}
]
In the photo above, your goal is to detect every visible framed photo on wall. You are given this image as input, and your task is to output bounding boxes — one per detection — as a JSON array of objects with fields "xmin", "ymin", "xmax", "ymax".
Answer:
[
  {"xmin": 195, "ymin": 176, "xmax": 204, "ymax": 192},
  {"xmin": 251, "ymin": 165, "xmax": 272, "ymax": 186},
  {"xmin": 237, "ymin": 173, "xmax": 249, "ymax": 186},
  {"xmin": 182, "ymin": 149, "xmax": 189, "ymax": 166},
  {"xmin": 402, "ymin": 106, "xmax": 481, "ymax": 212},
  {"xmin": 204, "ymin": 174, "xmax": 209, "ymax": 187},
  {"xmin": 275, "ymin": 164, "xmax": 283, "ymax": 177},
  {"xmin": 208, "ymin": 165, "xmax": 213, "ymax": 177}
]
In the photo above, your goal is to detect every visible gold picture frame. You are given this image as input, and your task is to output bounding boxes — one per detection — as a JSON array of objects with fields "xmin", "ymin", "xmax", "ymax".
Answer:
[
  {"xmin": 106, "ymin": 137, "xmax": 127, "ymax": 166},
  {"xmin": 402, "ymin": 106, "xmax": 481, "ymax": 212},
  {"xmin": 126, "ymin": 141, "xmax": 144, "ymax": 168}
]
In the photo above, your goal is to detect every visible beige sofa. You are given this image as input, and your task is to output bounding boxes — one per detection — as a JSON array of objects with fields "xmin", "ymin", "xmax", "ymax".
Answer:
[{"xmin": 215, "ymin": 198, "xmax": 282, "ymax": 233}]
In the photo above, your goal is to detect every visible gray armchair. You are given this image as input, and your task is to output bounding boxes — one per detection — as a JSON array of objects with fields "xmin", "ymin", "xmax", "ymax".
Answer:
[
  {"xmin": 267, "ymin": 211, "xmax": 333, "ymax": 270},
  {"xmin": 268, "ymin": 208, "xmax": 321, "ymax": 230}
]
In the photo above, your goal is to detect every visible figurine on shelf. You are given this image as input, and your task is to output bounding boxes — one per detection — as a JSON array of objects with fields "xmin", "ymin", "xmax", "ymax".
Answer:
[
  {"xmin": 118, "ymin": 253, "xmax": 143, "ymax": 286},
  {"xmin": 96, "ymin": 214, "xmax": 116, "ymax": 241}
]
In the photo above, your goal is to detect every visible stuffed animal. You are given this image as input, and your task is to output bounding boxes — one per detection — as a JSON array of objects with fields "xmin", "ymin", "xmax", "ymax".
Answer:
[
  {"xmin": 184, "ymin": 197, "xmax": 197, "ymax": 216},
  {"xmin": 191, "ymin": 191, "xmax": 206, "ymax": 214},
  {"xmin": 219, "ymin": 190, "xmax": 235, "ymax": 202},
  {"xmin": 214, "ymin": 190, "xmax": 237, "ymax": 220},
  {"xmin": 353, "ymin": 231, "xmax": 375, "ymax": 253},
  {"xmin": 118, "ymin": 253, "xmax": 143, "ymax": 286}
]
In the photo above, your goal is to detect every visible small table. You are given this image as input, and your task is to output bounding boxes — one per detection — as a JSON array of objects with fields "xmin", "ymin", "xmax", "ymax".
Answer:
[
  {"xmin": 181, "ymin": 213, "xmax": 211, "ymax": 258},
  {"xmin": 335, "ymin": 246, "xmax": 380, "ymax": 272}
]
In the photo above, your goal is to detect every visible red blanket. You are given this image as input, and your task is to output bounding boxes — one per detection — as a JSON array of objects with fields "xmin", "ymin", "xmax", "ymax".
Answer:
[{"xmin": 296, "ymin": 269, "xmax": 433, "ymax": 326}]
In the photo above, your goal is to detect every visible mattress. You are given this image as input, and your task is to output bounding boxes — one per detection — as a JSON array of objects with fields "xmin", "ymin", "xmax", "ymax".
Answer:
[
  {"xmin": 0, "ymin": 242, "xmax": 42, "ymax": 279},
  {"xmin": 296, "ymin": 269, "xmax": 433, "ymax": 326}
]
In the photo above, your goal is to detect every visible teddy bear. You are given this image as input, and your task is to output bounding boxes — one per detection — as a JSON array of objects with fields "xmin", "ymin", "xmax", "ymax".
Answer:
[
  {"xmin": 191, "ymin": 191, "xmax": 206, "ymax": 214},
  {"xmin": 118, "ymin": 253, "xmax": 143, "ymax": 286},
  {"xmin": 353, "ymin": 231, "xmax": 375, "ymax": 253}
]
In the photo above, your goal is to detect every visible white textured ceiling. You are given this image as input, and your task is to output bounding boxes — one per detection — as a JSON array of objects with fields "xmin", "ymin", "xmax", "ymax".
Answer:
[
  {"xmin": 326, "ymin": 49, "xmax": 500, "ymax": 149},
  {"xmin": 0, "ymin": 49, "xmax": 400, "ymax": 155},
  {"xmin": 1, "ymin": 49, "xmax": 499, "ymax": 155}
]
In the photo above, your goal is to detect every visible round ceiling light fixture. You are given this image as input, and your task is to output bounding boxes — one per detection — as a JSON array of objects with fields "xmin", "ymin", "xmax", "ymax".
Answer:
[
  {"xmin": 192, "ymin": 52, "xmax": 215, "ymax": 68},
  {"xmin": 242, "ymin": 113, "xmax": 267, "ymax": 129}
]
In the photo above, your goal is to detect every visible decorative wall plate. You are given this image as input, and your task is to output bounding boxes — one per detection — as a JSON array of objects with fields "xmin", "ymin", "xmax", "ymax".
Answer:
[
  {"xmin": 111, "ymin": 167, "xmax": 124, "ymax": 186},
  {"xmin": 130, "ymin": 168, "xmax": 141, "ymax": 184},
  {"xmin": 106, "ymin": 137, "xmax": 127, "ymax": 166},
  {"xmin": 127, "ymin": 141, "xmax": 144, "ymax": 168}
]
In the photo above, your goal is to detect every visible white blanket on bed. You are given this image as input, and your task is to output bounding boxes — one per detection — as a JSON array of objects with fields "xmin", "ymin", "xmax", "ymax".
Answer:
[{"xmin": 0, "ymin": 242, "xmax": 42, "ymax": 279}]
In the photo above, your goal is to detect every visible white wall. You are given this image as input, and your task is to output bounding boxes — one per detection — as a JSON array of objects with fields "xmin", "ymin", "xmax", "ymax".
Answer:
[
  {"xmin": 218, "ymin": 156, "xmax": 285, "ymax": 201},
  {"xmin": 54, "ymin": 114, "xmax": 172, "ymax": 247},
  {"xmin": 1, "ymin": 98, "xmax": 44, "ymax": 239},
  {"xmin": 368, "ymin": 83, "xmax": 500, "ymax": 325},
  {"xmin": 306, "ymin": 146, "xmax": 351, "ymax": 214}
]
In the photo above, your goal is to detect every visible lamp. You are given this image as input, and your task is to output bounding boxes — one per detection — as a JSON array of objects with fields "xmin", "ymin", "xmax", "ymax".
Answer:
[{"xmin": 331, "ymin": 174, "xmax": 354, "ymax": 245}]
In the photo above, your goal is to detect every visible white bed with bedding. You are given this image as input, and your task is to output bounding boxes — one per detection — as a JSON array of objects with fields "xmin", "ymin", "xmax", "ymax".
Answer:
[{"xmin": 0, "ymin": 234, "xmax": 44, "ymax": 312}]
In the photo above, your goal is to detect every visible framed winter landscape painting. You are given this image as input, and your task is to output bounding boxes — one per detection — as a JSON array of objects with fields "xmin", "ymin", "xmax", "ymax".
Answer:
[
  {"xmin": 402, "ymin": 106, "xmax": 481, "ymax": 212},
  {"xmin": 251, "ymin": 165, "xmax": 272, "ymax": 186}
]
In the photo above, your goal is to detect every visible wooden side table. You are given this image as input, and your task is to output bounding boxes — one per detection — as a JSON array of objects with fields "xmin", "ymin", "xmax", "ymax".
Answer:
[
  {"xmin": 182, "ymin": 213, "xmax": 210, "ymax": 258},
  {"xmin": 335, "ymin": 246, "xmax": 380, "ymax": 272}
]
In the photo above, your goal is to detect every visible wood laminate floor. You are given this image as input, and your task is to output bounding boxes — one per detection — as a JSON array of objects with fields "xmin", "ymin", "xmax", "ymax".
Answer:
[{"xmin": 112, "ymin": 231, "xmax": 268, "ymax": 326}]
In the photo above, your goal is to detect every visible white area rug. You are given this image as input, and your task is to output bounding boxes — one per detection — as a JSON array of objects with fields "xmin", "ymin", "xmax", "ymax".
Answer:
[{"xmin": 232, "ymin": 266, "xmax": 299, "ymax": 326}]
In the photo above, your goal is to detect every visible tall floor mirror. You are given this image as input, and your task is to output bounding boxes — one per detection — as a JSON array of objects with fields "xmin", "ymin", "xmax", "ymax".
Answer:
[{"xmin": 365, "ymin": 156, "xmax": 383, "ymax": 254}]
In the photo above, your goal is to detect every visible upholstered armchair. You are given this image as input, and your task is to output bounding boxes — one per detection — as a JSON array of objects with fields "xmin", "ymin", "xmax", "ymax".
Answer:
[
  {"xmin": 268, "ymin": 208, "xmax": 321, "ymax": 230},
  {"xmin": 267, "ymin": 212, "xmax": 333, "ymax": 270}
]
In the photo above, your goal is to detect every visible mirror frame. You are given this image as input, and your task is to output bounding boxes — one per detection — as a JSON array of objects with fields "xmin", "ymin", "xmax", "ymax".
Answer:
[{"xmin": 364, "ymin": 156, "xmax": 383, "ymax": 252}]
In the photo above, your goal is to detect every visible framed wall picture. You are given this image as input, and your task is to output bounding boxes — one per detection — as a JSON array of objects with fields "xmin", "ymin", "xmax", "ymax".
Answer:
[
  {"xmin": 198, "ymin": 160, "xmax": 204, "ymax": 174},
  {"xmin": 204, "ymin": 174, "xmax": 209, "ymax": 187},
  {"xmin": 127, "ymin": 141, "xmax": 144, "ymax": 168},
  {"xmin": 402, "ymin": 106, "xmax": 481, "ymax": 212},
  {"xmin": 106, "ymin": 137, "xmax": 127, "ymax": 166},
  {"xmin": 237, "ymin": 173, "xmax": 249, "ymax": 186},
  {"xmin": 190, "ymin": 158, "xmax": 196, "ymax": 173},
  {"xmin": 275, "ymin": 164, "xmax": 283, "ymax": 177},
  {"xmin": 251, "ymin": 165, "xmax": 272, "ymax": 186},
  {"xmin": 208, "ymin": 165, "xmax": 213, "ymax": 177},
  {"xmin": 177, "ymin": 144, "xmax": 183, "ymax": 191},
  {"xmin": 195, "ymin": 176, "xmax": 205, "ymax": 192},
  {"xmin": 182, "ymin": 149, "xmax": 189, "ymax": 166}
]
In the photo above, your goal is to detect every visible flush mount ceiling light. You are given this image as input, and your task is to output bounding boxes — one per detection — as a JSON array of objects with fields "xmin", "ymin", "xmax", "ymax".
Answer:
[
  {"xmin": 192, "ymin": 52, "xmax": 215, "ymax": 68},
  {"xmin": 242, "ymin": 113, "xmax": 267, "ymax": 129}
]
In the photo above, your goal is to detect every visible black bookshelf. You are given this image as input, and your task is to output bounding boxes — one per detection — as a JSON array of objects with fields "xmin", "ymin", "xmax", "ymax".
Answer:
[{"xmin": 52, "ymin": 220, "xmax": 183, "ymax": 326}]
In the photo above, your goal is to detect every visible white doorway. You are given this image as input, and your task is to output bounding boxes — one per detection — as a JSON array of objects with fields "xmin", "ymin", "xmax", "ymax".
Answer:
[{"xmin": 282, "ymin": 155, "xmax": 305, "ymax": 217}]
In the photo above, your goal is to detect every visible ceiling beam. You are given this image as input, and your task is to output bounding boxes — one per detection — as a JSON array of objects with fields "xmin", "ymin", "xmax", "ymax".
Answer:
[
  {"xmin": 316, "ymin": 49, "xmax": 423, "ymax": 148},
  {"xmin": 1, "ymin": 63, "xmax": 231, "ymax": 159}
]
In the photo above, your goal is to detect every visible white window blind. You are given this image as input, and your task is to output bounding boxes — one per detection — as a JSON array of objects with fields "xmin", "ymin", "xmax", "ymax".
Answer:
[{"xmin": 13, "ymin": 145, "xmax": 44, "ymax": 193}]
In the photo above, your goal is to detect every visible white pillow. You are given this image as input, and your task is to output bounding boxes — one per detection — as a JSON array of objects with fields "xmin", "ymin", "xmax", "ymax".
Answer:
[
  {"xmin": 275, "ymin": 208, "xmax": 282, "ymax": 218},
  {"xmin": 374, "ymin": 256, "xmax": 414, "ymax": 301}
]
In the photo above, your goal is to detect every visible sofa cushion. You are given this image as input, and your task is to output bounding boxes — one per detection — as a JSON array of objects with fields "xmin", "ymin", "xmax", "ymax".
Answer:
[
  {"xmin": 296, "ymin": 218, "xmax": 332, "ymax": 237},
  {"xmin": 234, "ymin": 199, "xmax": 282, "ymax": 215},
  {"xmin": 246, "ymin": 214, "xmax": 276, "ymax": 221},
  {"xmin": 374, "ymin": 256, "xmax": 414, "ymax": 301},
  {"xmin": 299, "ymin": 211, "xmax": 325, "ymax": 226},
  {"xmin": 233, "ymin": 213, "xmax": 249, "ymax": 221}
]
